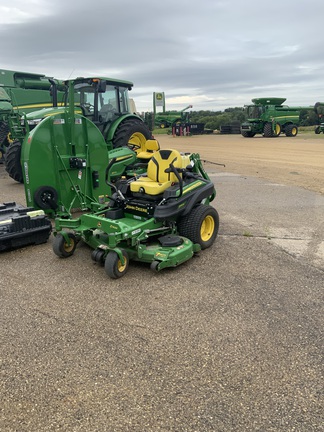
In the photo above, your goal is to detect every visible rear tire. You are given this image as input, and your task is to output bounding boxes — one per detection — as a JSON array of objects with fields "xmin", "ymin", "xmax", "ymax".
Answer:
[
  {"xmin": 5, "ymin": 140, "xmax": 23, "ymax": 183},
  {"xmin": 178, "ymin": 205, "xmax": 219, "ymax": 249},
  {"xmin": 112, "ymin": 118, "xmax": 152, "ymax": 151},
  {"xmin": 0, "ymin": 121, "xmax": 10, "ymax": 150},
  {"xmin": 274, "ymin": 123, "xmax": 281, "ymax": 137},
  {"xmin": 263, "ymin": 123, "xmax": 273, "ymax": 138},
  {"xmin": 285, "ymin": 124, "xmax": 298, "ymax": 137}
]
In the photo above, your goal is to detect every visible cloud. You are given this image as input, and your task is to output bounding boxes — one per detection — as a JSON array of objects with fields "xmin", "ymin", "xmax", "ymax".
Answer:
[{"xmin": 0, "ymin": 0, "xmax": 324, "ymax": 111}]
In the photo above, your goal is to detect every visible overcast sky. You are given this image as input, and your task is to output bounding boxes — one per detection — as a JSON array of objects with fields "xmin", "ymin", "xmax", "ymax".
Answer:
[{"xmin": 0, "ymin": 0, "xmax": 323, "ymax": 112}]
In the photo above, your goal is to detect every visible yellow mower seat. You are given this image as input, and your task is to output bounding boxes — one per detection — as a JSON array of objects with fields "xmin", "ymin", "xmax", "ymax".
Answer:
[{"xmin": 130, "ymin": 149, "xmax": 183, "ymax": 195}]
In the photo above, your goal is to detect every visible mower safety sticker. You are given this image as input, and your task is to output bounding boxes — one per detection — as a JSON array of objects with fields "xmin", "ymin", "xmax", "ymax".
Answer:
[
  {"xmin": 131, "ymin": 229, "xmax": 141, "ymax": 236},
  {"xmin": 53, "ymin": 119, "xmax": 65, "ymax": 124},
  {"xmin": 75, "ymin": 118, "xmax": 82, "ymax": 124},
  {"xmin": 78, "ymin": 170, "xmax": 82, "ymax": 179}
]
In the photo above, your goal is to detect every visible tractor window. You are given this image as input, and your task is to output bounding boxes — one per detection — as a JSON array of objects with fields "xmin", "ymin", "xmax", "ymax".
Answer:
[
  {"xmin": 118, "ymin": 87, "xmax": 131, "ymax": 113},
  {"xmin": 98, "ymin": 85, "xmax": 130, "ymax": 114},
  {"xmin": 74, "ymin": 83, "xmax": 95, "ymax": 114},
  {"xmin": 98, "ymin": 85, "xmax": 118, "ymax": 112},
  {"xmin": 246, "ymin": 105, "xmax": 264, "ymax": 118}
]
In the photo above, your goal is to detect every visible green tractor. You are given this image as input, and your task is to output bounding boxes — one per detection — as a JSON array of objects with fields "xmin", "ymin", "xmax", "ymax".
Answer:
[
  {"xmin": 5, "ymin": 75, "xmax": 152, "ymax": 182},
  {"xmin": 240, "ymin": 97, "xmax": 312, "ymax": 138},
  {"xmin": 154, "ymin": 105, "xmax": 193, "ymax": 129},
  {"xmin": 21, "ymin": 88, "xmax": 219, "ymax": 278}
]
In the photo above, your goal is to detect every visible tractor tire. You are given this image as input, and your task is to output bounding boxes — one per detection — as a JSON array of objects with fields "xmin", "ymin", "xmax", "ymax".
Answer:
[
  {"xmin": 0, "ymin": 121, "xmax": 10, "ymax": 148},
  {"xmin": 112, "ymin": 118, "xmax": 152, "ymax": 150},
  {"xmin": 178, "ymin": 204, "xmax": 219, "ymax": 250},
  {"xmin": 105, "ymin": 249, "xmax": 129, "ymax": 279},
  {"xmin": 5, "ymin": 140, "xmax": 23, "ymax": 183},
  {"xmin": 263, "ymin": 122, "xmax": 273, "ymax": 138},
  {"xmin": 315, "ymin": 126, "xmax": 321, "ymax": 134},
  {"xmin": 285, "ymin": 124, "xmax": 298, "ymax": 137},
  {"xmin": 241, "ymin": 130, "xmax": 256, "ymax": 138},
  {"xmin": 53, "ymin": 233, "xmax": 77, "ymax": 258},
  {"xmin": 274, "ymin": 123, "xmax": 281, "ymax": 137}
]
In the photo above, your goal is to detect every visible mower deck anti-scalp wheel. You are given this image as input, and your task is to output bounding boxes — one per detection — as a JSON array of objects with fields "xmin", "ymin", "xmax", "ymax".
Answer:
[
  {"xmin": 105, "ymin": 250, "xmax": 129, "ymax": 279},
  {"xmin": 53, "ymin": 233, "xmax": 77, "ymax": 258},
  {"xmin": 178, "ymin": 204, "xmax": 219, "ymax": 250}
]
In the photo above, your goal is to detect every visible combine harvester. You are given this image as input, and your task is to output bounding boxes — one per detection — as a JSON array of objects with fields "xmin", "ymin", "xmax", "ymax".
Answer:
[
  {"xmin": 0, "ymin": 68, "xmax": 65, "ymax": 162},
  {"xmin": 241, "ymin": 97, "xmax": 312, "ymax": 138}
]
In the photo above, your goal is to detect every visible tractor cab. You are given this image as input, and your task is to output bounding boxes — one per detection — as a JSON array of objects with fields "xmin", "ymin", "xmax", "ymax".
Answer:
[
  {"xmin": 245, "ymin": 104, "xmax": 265, "ymax": 120},
  {"xmin": 72, "ymin": 78, "xmax": 132, "ymax": 131}
]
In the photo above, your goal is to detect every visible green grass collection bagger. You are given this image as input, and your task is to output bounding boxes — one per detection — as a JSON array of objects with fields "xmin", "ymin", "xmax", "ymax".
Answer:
[
  {"xmin": 4, "ymin": 74, "xmax": 152, "ymax": 183},
  {"xmin": 21, "ymin": 80, "xmax": 219, "ymax": 278}
]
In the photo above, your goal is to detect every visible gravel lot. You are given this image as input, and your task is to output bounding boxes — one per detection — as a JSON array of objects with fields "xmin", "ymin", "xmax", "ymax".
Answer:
[{"xmin": 1, "ymin": 133, "xmax": 323, "ymax": 431}]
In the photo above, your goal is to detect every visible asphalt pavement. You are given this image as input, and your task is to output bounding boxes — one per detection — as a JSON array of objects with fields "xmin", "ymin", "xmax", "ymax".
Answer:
[{"xmin": 1, "ymin": 165, "xmax": 323, "ymax": 431}]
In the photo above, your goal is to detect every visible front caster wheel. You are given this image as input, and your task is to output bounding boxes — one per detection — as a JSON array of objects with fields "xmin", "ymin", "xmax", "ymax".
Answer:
[
  {"xmin": 105, "ymin": 250, "xmax": 129, "ymax": 279},
  {"xmin": 53, "ymin": 233, "xmax": 77, "ymax": 258},
  {"xmin": 150, "ymin": 260, "xmax": 160, "ymax": 272}
]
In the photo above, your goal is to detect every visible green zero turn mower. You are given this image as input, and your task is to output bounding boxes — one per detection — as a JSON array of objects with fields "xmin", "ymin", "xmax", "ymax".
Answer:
[{"xmin": 21, "ymin": 85, "xmax": 219, "ymax": 278}]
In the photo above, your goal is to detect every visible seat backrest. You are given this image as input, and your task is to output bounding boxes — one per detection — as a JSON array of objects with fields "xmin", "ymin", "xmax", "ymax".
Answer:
[
  {"xmin": 145, "ymin": 139, "xmax": 160, "ymax": 152},
  {"xmin": 147, "ymin": 149, "xmax": 182, "ymax": 183},
  {"xmin": 136, "ymin": 139, "xmax": 160, "ymax": 159}
]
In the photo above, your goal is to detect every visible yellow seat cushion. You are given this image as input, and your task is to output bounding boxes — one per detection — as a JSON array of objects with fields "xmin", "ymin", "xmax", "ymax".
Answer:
[
  {"xmin": 130, "ymin": 149, "xmax": 183, "ymax": 196},
  {"xmin": 130, "ymin": 178, "xmax": 173, "ymax": 195}
]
